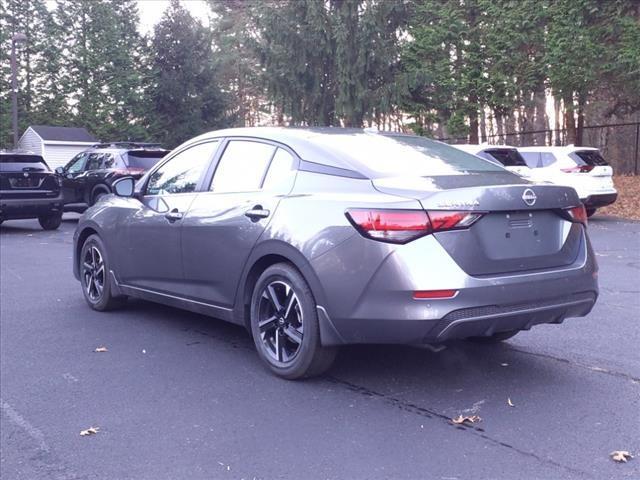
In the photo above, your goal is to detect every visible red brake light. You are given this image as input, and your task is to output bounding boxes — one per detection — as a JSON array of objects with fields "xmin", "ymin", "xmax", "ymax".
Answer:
[
  {"xmin": 566, "ymin": 205, "xmax": 588, "ymax": 226},
  {"xmin": 345, "ymin": 209, "xmax": 483, "ymax": 244}
]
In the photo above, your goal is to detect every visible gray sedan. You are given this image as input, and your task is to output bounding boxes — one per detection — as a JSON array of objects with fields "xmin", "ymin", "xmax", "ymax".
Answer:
[{"xmin": 73, "ymin": 128, "xmax": 598, "ymax": 379}]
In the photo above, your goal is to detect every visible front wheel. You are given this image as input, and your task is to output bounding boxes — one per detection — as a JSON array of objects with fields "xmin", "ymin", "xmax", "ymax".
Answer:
[
  {"xmin": 80, "ymin": 234, "xmax": 126, "ymax": 311},
  {"xmin": 38, "ymin": 213, "xmax": 62, "ymax": 230},
  {"xmin": 250, "ymin": 263, "xmax": 336, "ymax": 380}
]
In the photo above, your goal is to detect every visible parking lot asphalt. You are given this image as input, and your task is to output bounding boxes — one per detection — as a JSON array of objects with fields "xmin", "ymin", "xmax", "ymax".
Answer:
[{"xmin": 1, "ymin": 214, "xmax": 639, "ymax": 480}]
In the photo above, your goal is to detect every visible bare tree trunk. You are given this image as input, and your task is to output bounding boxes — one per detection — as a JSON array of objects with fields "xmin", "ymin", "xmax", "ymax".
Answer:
[
  {"xmin": 533, "ymin": 86, "xmax": 547, "ymax": 145},
  {"xmin": 564, "ymin": 94, "xmax": 577, "ymax": 145},
  {"xmin": 506, "ymin": 113, "xmax": 517, "ymax": 145},
  {"xmin": 480, "ymin": 106, "xmax": 487, "ymax": 143},
  {"xmin": 495, "ymin": 112, "xmax": 504, "ymax": 144},
  {"xmin": 554, "ymin": 96, "xmax": 562, "ymax": 145},
  {"xmin": 576, "ymin": 93, "xmax": 586, "ymax": 146}
]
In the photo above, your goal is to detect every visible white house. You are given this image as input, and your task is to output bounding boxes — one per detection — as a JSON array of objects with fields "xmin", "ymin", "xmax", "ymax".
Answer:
[{"xmin": 17, "ymin": 125, "xmax": 98, "ymax": 169}]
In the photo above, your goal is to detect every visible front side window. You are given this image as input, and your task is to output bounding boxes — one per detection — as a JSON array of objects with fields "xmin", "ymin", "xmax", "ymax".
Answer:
[
  {"xmin": 66, "ymin": 153, "xmax": 88, "ymax": 173},
  {"xmin": 85, "ymin": 153, "xmax": 103, "ymax": 171},
  {"xmin": 146, "ymin": 141, "xmax": 218, "ymax": 195},
  {"xmin": 210, "ymin": 140, "xmax": 276, "ymax": 193}
]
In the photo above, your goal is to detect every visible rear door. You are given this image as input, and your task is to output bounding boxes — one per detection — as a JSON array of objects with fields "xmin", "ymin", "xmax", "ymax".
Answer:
[
  {"xmin": 117, "ymin": 141, "xmax": 220, "ymax": 295},
  {"xmin": 181, "ymin": 139, "xmax": 297, "ymax": 307}
]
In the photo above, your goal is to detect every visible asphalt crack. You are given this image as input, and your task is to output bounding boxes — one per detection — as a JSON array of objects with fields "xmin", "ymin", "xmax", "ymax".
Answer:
[
  {"xmin": 506, "ymin": 347, "xmax": 640, "ymax": 383},
  {"xmin": 325, "ymin": 376, "xmax": 593, "ymax": 479}
]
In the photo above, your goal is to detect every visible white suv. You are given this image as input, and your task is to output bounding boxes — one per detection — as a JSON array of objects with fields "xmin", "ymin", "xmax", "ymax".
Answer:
[
  {"xmin": 453, "ymin": 144, "xmax": 533, "ymax": 177},
  {"xmin": 517, "ymin": 146, "xmax": 617, "ymax": 216}
]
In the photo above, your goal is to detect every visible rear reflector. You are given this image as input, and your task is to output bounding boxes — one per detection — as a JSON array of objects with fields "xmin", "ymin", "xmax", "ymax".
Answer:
[
  {"xmin": 413, "ymin": 289, "xmax": 458, "ymax": 300},
  {"xmin": 345, "ymin": 209, "xmax": 483, "ymax": 244},
  {"xmin": 566, "ymin": 205, "xmax": 588, "ymax": 226}
]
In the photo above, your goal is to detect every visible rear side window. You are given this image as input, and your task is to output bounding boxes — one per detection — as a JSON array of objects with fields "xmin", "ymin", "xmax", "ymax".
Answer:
[
  {"xmin": 125, "ymin": 150, "xmax": 168, "ymax": 170},
  {"xmin": 570, "ymin": 150, "xmax": 608, "ymax": 167},
  {"xmin": 480, "ymin": 149, "xmax": 527, "ymax": 167},
  {"xmin": 147, "ymin": 141, "xmax": 218, "ymax": 195},
  {"xmin": 311, "ymin": 134, "xmax": 504, "ymax": 178},
  {"xmin": 520, "ymin": 152, "xmax": 556, "ymax": 168},
  {"xmin": 262, "ymin": 148, "xmax": 295, "ymax": 190},
  {"xmin": 211, "ymin": 140, "xmax": 276, "ymax": 193}
]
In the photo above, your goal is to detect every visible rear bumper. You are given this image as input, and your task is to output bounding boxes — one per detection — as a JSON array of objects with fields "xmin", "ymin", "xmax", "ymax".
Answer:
[
  {"xmin": 0, "ymin": 194, "xmax": 64, "ymax": 220},
  {"xmin": 313, "ymin": 227, "xmax": 598, "ymax": 346},
  {"xmin": 582, "ymin": 192, "xmax": 617, "ymax": 208}
]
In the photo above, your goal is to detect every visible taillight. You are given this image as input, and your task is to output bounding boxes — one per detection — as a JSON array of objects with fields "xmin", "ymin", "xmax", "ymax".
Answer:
[
  {"xmin": 561, "ymin": 165, "xmax": 594, "ymax": 173},
  {"xmin": 345, "ymin": 209, "xmax": 483, "ymax": 244},
  {"xmin": 565, "ymin": 205, "xmax": 588, "ymax": 226}
]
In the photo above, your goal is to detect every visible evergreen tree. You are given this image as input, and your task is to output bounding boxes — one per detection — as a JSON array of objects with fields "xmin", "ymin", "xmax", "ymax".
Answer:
[{"xmin": 149, "ymin": 0, "xmax": 228, "ymax": 147}]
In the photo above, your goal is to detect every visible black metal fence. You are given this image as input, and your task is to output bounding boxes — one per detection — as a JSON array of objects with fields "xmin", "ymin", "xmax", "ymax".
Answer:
[{"xmin": 438, "ymin": 121, "xmax": 640, "ymax": 175}]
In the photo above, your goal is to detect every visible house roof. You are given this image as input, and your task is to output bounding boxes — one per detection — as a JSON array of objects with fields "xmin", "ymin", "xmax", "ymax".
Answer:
[{"xmin": 29, "ymin": 125, "xmax": 98, "ymax": 143}]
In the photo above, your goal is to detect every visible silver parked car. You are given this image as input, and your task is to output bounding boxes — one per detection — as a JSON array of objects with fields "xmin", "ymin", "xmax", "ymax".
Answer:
[{"xmin": 73, "ymin": 128, "xmax": 598, "ymax": 379}]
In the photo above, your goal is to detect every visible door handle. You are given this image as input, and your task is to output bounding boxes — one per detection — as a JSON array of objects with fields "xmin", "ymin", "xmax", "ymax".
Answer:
[
  {"xmin": 245, "ymin": 206, "xmax": 270, "ymax": 221},
  {"xmin": 165, "ymin": 209, "xmax": 183, "ymax": 222}
]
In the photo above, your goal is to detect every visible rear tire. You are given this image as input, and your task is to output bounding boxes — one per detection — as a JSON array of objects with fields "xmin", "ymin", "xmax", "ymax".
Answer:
[
  {"xmin": 586, "ymin": 208, "xmax": 597, "ymax": 217},
  {"xmin": 38, "ymin": 213, "xmax": 62, "ymax": 230},
  {"xmin": 80, "ymin": 234, "xmax": 126, "ymax": 311},
  {"xmin": 250, "ymin": 263, "xmax": 337, "ymax": 380},
  {"xmin": 467, "ymin": 330, "xmax": 519, "ymax": 344}
]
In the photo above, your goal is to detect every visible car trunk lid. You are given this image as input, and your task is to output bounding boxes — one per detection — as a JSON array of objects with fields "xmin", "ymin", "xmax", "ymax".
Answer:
[{"xmin": 373, "ymin": 175, "xmax": 583, "ymax": 276}]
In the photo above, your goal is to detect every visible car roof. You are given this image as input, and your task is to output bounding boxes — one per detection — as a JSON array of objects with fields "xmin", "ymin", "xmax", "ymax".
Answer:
[
  {"xmin": 518, "ymin": 145, "xmax": 599, "ymax": 153},
  {"xmin": 453, "ymin": 144, "xmax": 519, "ymax": 154},
  {"xmin": 183, "ymin": 127, "xmax": 420, "ymax": 171},
  {"xmin": 0, "ymin": 149, "xmax": 41, "ymax": 156}
]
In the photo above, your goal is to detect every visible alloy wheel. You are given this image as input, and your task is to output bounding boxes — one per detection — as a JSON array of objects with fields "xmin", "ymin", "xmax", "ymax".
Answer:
[
  {"xmin": 82, "ymin": 245, "xmax": 105, "ymax": 302},
  {"xmin": 257, "ymin": 280, "xmax": 304, "ymax": 363}
]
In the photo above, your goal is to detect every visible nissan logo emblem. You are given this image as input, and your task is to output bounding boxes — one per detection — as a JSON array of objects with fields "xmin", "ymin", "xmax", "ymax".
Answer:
[{"xmin": 522, "ymin": 188, "xmax": 537, "ymax": 206}]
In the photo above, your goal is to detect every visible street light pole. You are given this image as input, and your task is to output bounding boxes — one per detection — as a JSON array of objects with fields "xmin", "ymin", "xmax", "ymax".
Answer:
[{"xmin": 11, "ymin": 32, "xmax": 27, "ymax": 148}]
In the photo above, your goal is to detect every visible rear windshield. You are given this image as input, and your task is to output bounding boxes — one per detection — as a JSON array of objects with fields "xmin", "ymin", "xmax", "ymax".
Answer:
[
  {"xmin": 570, "ymin": 150, "xmax": 608, "ymax": 167},
  {"xmin": 124, "ymin": 150, "xmax": 168, "ymax": 170},
  {"xmin": 479, "ymin": 149, "xmax": 527, "ymax": 167},
  {"xmin": 315, "ymin": 134, "xmax": 505, "ymax": 177},
  {"xmin": 0, "ymin": 154, "xmax": 50, "ymax": 170}
]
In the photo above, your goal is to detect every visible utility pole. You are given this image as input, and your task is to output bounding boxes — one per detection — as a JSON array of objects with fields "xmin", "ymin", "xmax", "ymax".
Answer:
[{"xmin": 11, "ymin": 32, "xmax": 28, "ymax": 148}]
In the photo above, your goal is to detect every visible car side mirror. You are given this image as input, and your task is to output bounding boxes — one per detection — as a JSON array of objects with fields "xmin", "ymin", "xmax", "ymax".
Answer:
[
  {"xmin": 113, "ymin": 177, "xmax": 135, "ymax": 197},
  {"xmin": 55, "ymin": 166, "xmax": 65, "ymax": 174}
]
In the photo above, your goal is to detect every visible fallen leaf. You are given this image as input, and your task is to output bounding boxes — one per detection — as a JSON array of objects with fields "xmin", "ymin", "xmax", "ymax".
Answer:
[
  {"xmin": 507, "ymin": 398, "xmax": 515, "ymax": 407},
  {"xmin": 610, "ymin": 451, "xmax": 633, "ymax": 463},
  {"xmin": 94, "ymin": 346, "xmax": 108, "ymax": 353},
  {"xmin": 80, "ymin": 427, "xmax": 99, "ymax": 436},
  {"xmin": 451, "ymin": 415, "xmax": 482, "ymax": 425}
]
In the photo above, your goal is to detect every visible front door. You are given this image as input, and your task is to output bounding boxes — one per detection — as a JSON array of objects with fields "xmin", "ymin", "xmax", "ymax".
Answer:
[
  {"xmin": 181, "ymin": 140, "xmax": 298, "ymax": 307},
  {"xmin": 117, "ymin": 141, "xmax": 220, "ymax": 296},
  {"xmin": 60, "ymin": 152, "xmax": 88, "ymax": 203}
]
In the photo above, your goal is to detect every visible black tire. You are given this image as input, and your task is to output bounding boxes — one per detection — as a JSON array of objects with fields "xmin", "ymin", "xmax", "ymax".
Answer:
[
  {"xmin": 79, "ymin": 234, "xmax": 126, "ymax": 311},
  {"xmin": 250, "ymin": 263, "xmax": 337, "ymax": 380},
  {"xmin": 586, "ymin": 208, "xmax": 597, "ymax": 217},
  {"xmin": 38, "ymin": 213, "xmax": 62, "ymax": 230},
  {"xmin": 91, "ymin": 188, "xmax": 109, "ymax": 206},
  {"xmin": 467, "ymin": 330, "xmax": 519, "ymax": 344}
]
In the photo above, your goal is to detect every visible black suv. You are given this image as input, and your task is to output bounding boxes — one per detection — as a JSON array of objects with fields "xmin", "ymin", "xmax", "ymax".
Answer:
[
  {"xmin": 56, "ymin": 142, "xmax": 169, "ymax": 212},
  {"xmin": 0, "ymin": 151, "xmax": 64, "ymax": 229}
]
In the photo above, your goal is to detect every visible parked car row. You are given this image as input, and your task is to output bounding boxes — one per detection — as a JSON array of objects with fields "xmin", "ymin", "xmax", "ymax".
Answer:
[
  {"xmin": 453, "ymin": 144, "xmax": 617, "ymax": 216},
  {"xmin": 0, "ymin": 143, "xmax": 168, "ymax": 229}
]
